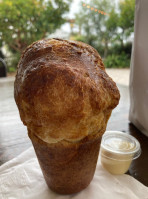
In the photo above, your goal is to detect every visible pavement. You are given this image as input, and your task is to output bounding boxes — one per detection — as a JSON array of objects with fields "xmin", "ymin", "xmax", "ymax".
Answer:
[
  {"xmin": 106, "ymin": 68, "xmax": 130, "ymax": 86},
  {"xmin": 0, "ymin": 68, "xmax": 130, "ymax": 86}
]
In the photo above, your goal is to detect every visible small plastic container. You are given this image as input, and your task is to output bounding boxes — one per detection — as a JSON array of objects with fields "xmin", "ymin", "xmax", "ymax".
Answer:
[{"xmin": 100, "ymin": 131, "xmax": 141, "ymax": 175}]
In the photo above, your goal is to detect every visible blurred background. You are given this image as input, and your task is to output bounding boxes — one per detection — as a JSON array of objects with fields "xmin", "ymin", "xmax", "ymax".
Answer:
[{"xmin": 0, "ymin": 0, "xmax": 135, "ymax": 85}]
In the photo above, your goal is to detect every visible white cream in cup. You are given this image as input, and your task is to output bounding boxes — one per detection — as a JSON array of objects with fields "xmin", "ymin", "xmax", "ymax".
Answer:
[{"xmin": 100, "ymin": 131, "xmax": 141, "ymax": 175}]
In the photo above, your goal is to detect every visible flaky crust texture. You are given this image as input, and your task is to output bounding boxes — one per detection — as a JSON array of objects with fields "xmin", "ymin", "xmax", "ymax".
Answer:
[{"xmin": 14, "ymin": 38, "xmax": 120, "ymax": 143}]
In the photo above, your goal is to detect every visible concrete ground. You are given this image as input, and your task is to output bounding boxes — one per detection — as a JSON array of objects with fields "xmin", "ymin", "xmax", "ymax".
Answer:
[
  {"xmin": 106, "ymin": 68, "xmax": 130, "ymax": 86},
  {"xmin": 0, "ymin": 68, "xmax": 130, "ymax": 86}
]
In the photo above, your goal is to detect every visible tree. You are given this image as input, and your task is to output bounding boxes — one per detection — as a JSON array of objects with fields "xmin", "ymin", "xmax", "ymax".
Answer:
[
  {"xmin": 74, "ymin": 0, "xmax": 135, "ymax": 59},
  {"xmin": 75, "ymin": 0, "xmax": 115, "ymax": 58},
  {"xmin": 102, "ymin": 8, "xmax": 119, "ymax": 57},
  {"xmin": 0, "ymin": 0, "xmax": 71, "ymax": 54},
  {"xmin": 118, "ymin": 0, "xmax": 135, "ymax": 47}
]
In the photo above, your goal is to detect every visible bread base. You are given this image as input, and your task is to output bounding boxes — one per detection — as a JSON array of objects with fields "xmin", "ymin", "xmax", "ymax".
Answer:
[{"xmin": 28, "ymin": 131, "xmax": 102, "ymax": 194}]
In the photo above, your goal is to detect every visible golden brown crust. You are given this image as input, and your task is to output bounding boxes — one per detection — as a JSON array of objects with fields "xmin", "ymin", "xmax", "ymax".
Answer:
[
  {"xmin": 28, "ymin": 130, "xmax": 102, "ymax": 194},
  {"xmin": 14, "ymin": 38, "xmax": 120, "ymax": 143}
]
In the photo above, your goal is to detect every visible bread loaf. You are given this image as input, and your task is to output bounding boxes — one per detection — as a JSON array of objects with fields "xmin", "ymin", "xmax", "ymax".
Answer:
[{"xmin": 14, "ymin": 38, "xmax": 120, "ymax": 144}]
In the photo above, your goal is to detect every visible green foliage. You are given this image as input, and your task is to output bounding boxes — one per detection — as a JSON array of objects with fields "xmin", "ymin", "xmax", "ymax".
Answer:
[
  {"xmin": 74, "ymin": 0, "xmax": 135, "ymax": 68},
  {"xmin": 108, "ymin": 42, "xmax": 132, "ymax": 58},
  {"xmin": 8, "ymin": 66, "xmax": 17, "ymax": 73},
  {"xmin": 104, "ymin": 53, "xmax": 130, "ymax": 68},
  {"xmin": 72, "ymin": 34, "xmax": 86, "ymax": 43},
  {"xmin": 118, "ymin": 0, "xmax": 135, "ymax": 35},
  {"xmin": 75, "ymin": 0, "xmax": 113, "ymax": 56},
  {"xmin": 0, "ymin": 0, "xmax": 71, "ymax": 71},
  {"xmin": 115, "ymin": 0, "xmax": 135, "ymax": 46},
  {"xmin": 6, "ymin": 52, "xmax": 21, "ymax": 72}
]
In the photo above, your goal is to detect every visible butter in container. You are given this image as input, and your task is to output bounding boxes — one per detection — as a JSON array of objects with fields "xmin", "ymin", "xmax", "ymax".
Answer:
[{"xmin": 100, "ymin": 131, "xmax": 141, "ymax": 175}]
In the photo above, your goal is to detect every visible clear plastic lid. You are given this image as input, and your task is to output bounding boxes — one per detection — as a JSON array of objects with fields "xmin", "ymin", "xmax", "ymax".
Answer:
[{"xmin": 101, "ymin": 131, "xmax": 141, "ymax": 160}]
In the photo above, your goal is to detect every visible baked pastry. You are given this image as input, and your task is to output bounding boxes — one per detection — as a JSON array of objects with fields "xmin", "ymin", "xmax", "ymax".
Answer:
[{"xmin": 14, "ymin": 38, "xmax": 120, "ymax": 194}]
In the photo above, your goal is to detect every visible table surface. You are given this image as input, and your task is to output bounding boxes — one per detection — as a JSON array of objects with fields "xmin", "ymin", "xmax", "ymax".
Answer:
[{"xmin": 0, "ymin": 78, "xmax": 148, "ymax": 186}]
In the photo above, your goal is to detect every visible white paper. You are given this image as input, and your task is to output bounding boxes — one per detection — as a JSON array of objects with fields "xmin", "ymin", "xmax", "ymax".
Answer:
[
  {"xmin": 129, "ymin": 0, "xmax": 148, "ymax": 136},
  {"xmin": 0, "ymin": 147, "xmax": 147, "ymax": 199}
]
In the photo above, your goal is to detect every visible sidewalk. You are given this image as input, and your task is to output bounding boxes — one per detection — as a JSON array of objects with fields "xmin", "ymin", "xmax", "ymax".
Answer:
[{"xmin": 106, "ymin": 68, "xmax": 130, "ymax": 86}]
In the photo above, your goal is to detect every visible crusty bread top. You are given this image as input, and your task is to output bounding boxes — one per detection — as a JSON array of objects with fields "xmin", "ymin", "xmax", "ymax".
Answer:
[{"xmin": 14, "ymin": 38, "xmax": 120, "ymax": 143}]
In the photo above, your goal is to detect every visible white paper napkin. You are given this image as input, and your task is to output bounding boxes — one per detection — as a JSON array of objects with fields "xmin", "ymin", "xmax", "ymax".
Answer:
[{"xmin": 0, "ymin": 147, "xmax": 148, "ymax": 199}]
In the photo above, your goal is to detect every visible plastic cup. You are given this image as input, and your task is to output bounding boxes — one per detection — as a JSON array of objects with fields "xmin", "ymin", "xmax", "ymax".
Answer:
[{"xmin": 100, "ymin": 131, "xmax": 141, "ymax": 175}]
